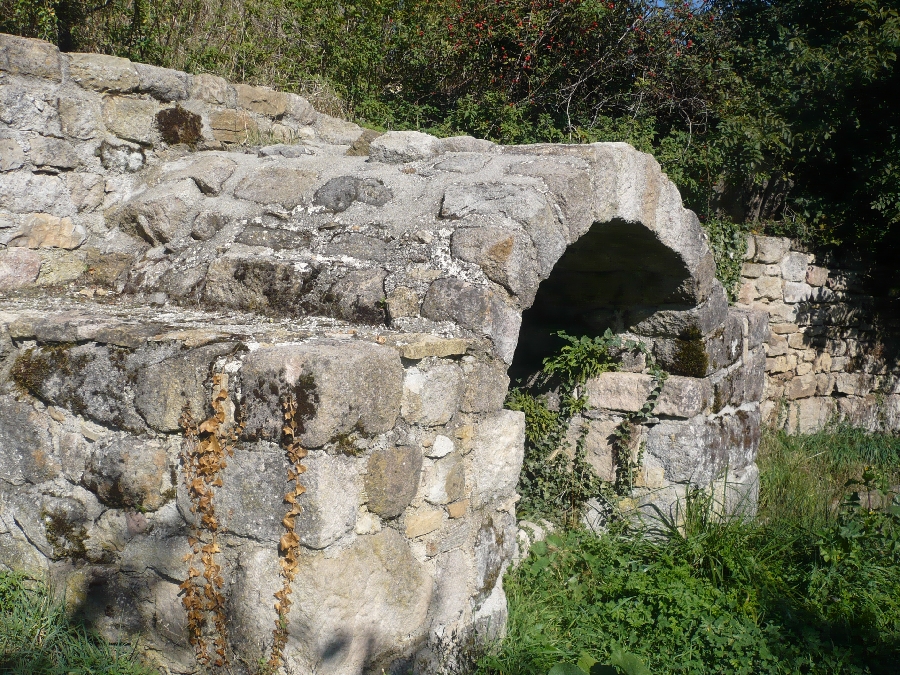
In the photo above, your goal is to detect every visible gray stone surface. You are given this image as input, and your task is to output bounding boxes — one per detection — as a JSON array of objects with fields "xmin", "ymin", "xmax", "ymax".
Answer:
[
  {"xmin": 233, "ymin": 166, "xmax": 318, "ymax": 208},
  {"xmin": 240, "ymin": 341, "xmax": 403, "ymax": 447},
  {"xmin": 422, "ymin": 278, "xmax": 521, "ymax": 364},
  {"xmin": 451, "ymin": 225, "xmax": 539, "ymax": 302},
  {"xmin": 369, "ymin": 130, "xmax": 440, "ymax": 163},
  {"xmin": 470, "ymin": 410, "xmax": 525, "ymax": 499},
  {"xmin": 401, "ymin": 363, "xmax": 463, "ymax": 426},
  {"xmin": 365, "ymin": 444, "xmax": 422, "ymax": 518}
]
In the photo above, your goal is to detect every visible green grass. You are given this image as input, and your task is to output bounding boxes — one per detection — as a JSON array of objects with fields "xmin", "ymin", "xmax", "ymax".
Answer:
[
  {"xmin": 480, "ymin": 427, "xmax": 900, "ymax": 675},
  {"xmin": 0, "ymin": 571, "xmax": 154, "ymax": 675}
]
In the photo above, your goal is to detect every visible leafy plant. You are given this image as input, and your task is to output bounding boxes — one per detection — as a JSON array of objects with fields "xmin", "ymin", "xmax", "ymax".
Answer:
[{"xmin": 508, "ymin": 330, "xmax": 666, "ymax": 525}]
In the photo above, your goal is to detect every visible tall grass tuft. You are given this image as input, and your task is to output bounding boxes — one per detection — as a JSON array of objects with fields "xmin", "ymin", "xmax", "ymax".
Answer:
[{"xmin": 0, "ymin": 571, "xmax": 154, "ymax": 675}]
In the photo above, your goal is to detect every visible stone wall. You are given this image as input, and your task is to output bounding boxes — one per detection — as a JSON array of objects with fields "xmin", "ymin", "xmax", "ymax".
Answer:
[
  {"xmin": 1, "ymin": 33, "xmax": 767, "ymax": 675},
  {"xmin": 738, "ymin": 235, "xmax": 900, "ymax": 434}
]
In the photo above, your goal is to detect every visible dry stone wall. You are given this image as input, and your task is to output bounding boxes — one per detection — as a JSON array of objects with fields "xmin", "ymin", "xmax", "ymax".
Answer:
[
  {"xmin": 1, "ymin": 33, "xmax": 767, "ymax": 675},
  {"xmin": 738, "ymin": 235, "xmax": 900, "ymax": 434}
]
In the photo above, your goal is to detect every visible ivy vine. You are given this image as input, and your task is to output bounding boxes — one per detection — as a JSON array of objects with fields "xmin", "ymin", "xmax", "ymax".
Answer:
[{"xmin": 507, "ymin": 330, "xmax": 667, "ymax": 527}]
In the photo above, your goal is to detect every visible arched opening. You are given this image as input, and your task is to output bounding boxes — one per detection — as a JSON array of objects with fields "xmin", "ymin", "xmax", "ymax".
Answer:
[{"xmin": 509, "ymin": 219, "xmax": 694, "ymax": 382}]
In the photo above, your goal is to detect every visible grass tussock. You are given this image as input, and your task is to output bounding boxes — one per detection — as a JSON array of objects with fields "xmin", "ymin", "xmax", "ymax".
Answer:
[
  {"xmin": 0, "ymin": 571, "xmax": 153, "ymax": 675},
  {"xmin": 481, "ymin": 427, "xmax": 900, "ymax": 675}
]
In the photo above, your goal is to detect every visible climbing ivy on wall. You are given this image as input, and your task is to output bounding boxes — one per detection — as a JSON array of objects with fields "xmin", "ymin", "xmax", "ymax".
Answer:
[{"xmin": 507, "ymin": 330, "xmax": 667, "ymax": 527}]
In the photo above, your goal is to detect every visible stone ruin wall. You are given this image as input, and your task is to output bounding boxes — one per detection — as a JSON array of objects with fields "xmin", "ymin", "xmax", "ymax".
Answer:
[
  {"xmin": 738, "ymin": 235, "xmax": 900, "ymax": 434},
  {"xmin": 1, "ymin": 33, "xmax": 768, "ymax": 674}
]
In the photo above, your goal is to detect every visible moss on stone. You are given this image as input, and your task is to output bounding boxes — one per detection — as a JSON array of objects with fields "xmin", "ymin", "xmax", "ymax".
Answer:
[
  {"xmin": 672, "ymin": 326, "xmax": 709, "ymax": 377},
  {"xmin": 156, "ymin": 105, "xmax": 202, "ymax": 146},
  {"xmin": 42, "ymin": 509, "xmax": 88, "ymax": 560}
]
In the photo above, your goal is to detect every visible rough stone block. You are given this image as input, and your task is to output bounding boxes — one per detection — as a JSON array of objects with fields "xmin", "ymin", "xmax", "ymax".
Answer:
[
  {"xmin": 405, "ymin": 508, "xmax": 444, "ymax": 538},
  {"xmin": 0, "ymin": 138, "xmax": 25, "ymax": 172},
  {"xmin": 133, "ymin": 62, "xmax": 189, "ymax": 101},
  {"xmin": 233, "ymin": 165, "xmax": 318, "ymax": 209},
  {"xmin": 82, "ymin": 436, "xmax": 170, "ymax": 510},
  {"xmin": 133, "ymin": 343, "xmax": 235, "ymax": 432},
  {"xmin": 209, "ymin": 108, "xmax": 257, "ymax": 143},
  {"xmin": 29, "ymin": 135, "xmax": 79, "ymax": 170},
  {"xmin": 7, "ymin": 213, "xmax": 85, "ymax": 249},
  {"xmin": 754, "ymin": 236, "xmax": 790, "ymax": 264},
  {"xmin": 783, "ymin": 281, "xmax": 811, "ymax": 304},
  {"xmin": 369, "ymin": 130, "xmax": 440, "ymax": 163},
  {"xmin": 631, "ymin": 283, "xmax": 729, "ymax": 337},
  {"xmin": 103, "ymin": 96, "xmax": 158, "ymax": 144},
  {"xmin": 470, "ymin": 410, "xmax": 525, "ymax": 498},
  {"xmin": 755, "ymin": 275, "xmax": 782, "ymax": 300},
  {"xmin": 806, "ymin": 265, "xmax": 828, "ymax": 287},
  {"xmin": 785, "ymin": 374, "xmax": 817, "ymax": 399},
  {"xmin": 586, "ymin": 372, "xmax": 653, "ymax": 413},
  {"xmin": 234, "ymin": 83, "xmax": 288, "ymax": 117},
  {"xmin": 386, "ymin": 333, "xmax": 468, "ymax": 360},
  {"xmin": 0, "ymin": 395, "xmax": 57, "ymax": 485},
  {"xmin": 162, "ymin": 155, "xmax": 237, "ymax": 196},
  {"xmin": 645, "ymin": 407, "xmax": 760, "ymax": 484},
  {"xmin": 401, "ymin": 363, "xmax": 464, "ymax": 426},
  {"xmin": 0, "ymin": 34, "xmax": 62, "ymax": 81},
  {"xmin": 741, "ymin": 262, "xmax": 765, "ymax": 278},
  {"xmin": 240, "ymin": 341, "xmax": 403, "ymax": 448},
  {"xmin": 451, "ymin": 225, "xmax": 539, "ymax": 303},
  {"xmin": 780, "ymin": 252, "xmax": 808, "ymax": 282},
  {"xmin": 787, "ymin": 397, "xmax": 835, "ymax": 434},
  {"xmin": 422, "ymin": 278, "xmax": 521, "ymax": 364},
  {"xmin": 68, "ymin": 53, "xmax": 139, "ymax": 92},
  {"xmin": 461, "ymin": 357, "xmax": 511, "ymax": 413},
  {"xmin": 0, "ymin": 248, "xmax": 41, "ymax": 289},
  {"xmin": 423, "ymin": 453, "xmax": 466, "ymax": 505},
  {"xmin": 766, "ymin": 333, "xmax": 788, "ymax": 357},
  {"xmin": 113, "ymin": 178, "xmax": 202, "ymax": 245},
  {"xmin": 365, "ymin": 444, "xmax": 422, "ymax": 518}
]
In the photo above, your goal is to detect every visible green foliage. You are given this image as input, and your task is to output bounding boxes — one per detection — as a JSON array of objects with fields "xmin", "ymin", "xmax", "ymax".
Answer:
[
  {"xmin": 4, "ymin": 0, "xmax": 900, "ymax": 256},
  {"xmin": 0, "ymin": 570, "xmax": 154, "ymax": 675},
  {"xmin": 479, "ymin": 432, "xmax": 900, "ymax": 675},
  {"xmin": 507, "ymin": 331, "xmax": 666, "ymax": 525},
  {"xmin": 702, "ymin": 217, "xmax": 750, "ymax": 301}
]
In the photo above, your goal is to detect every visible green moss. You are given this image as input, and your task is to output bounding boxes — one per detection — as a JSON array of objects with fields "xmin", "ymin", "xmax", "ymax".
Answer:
[
  {"xmin": 672, "ymin": 326, "xmax": 710, "ymax": 377},
  {"xmin": 156, "ymin": 105, "xmax": 202, "ymax": 146},
  {"xmin": 11, "ymin": 344, "xmax": 78, "ymax": 395},
  {"xmin": 41, "ymin": 509, "xmax": 87, "ymax": 560}
]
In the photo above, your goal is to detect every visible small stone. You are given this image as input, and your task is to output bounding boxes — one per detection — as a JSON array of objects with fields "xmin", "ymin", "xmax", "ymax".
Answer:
[
  {"xmin": 781, "ymin": 252, "xmax": 808, "ymax": 282},
  {"xmin": 311, "ymin": 114, "xmax": 364, "ymax": 145},
  {"xmin": 447, "ymin": 500, "xmax": 469, "ymax": 519},
  {"xmin": 405, "ymin": 508, "xmax": 443, "ymax": 538},
  {"xmin": 754, "ymin": 236, "xmax": 790, "ymax": 264},
  {"xmin": 0, "ymin": 248, "xmax": 41, "ymax": 289},
  {"xmin": 369, "ymin": 131, "xmax": 440, "ymax": 163},
  {"xmin": 365, "ymin": 445, "xmax": 422, "ymax": 519},
  {"xmin": 355, "ymin": 509, "xmax": 382, "ymax": 535},
  {"xmin": 47, "ymin": 406, "xmax": 66, "ymax": 422},
  {"xmin": 426, "ymin": 435, "xmax": 455, "ymax": 458},
  {"xmin": 80, "ymin": 423, "xmax": 102, "ymax": 442},
  {"xmin": 743, "ymin": 235, "xmax": 756, "ymax": 260},
  {"xmin": 257, "ymin": 143, "xmax": 314, "ymax": 158},
  {"xmin": 806, "ymin": 265, "xmax": 829, "ymax": 287},
  {"xmin": 423, "ymin": 453, "xmax": 465, "ymax": 505},
  {"xmin": 68, "ymin": 53, "xmax": 139, "ymax": 92},
  {"xmin": 586, "ymin": 372, "xmax": 654, "ymax": 412},
  {"xmin": 470, "ymin": 410, "xmax": 525, "ymax": 498},
  {"xmin": 209, "ymin": 109, "xmax": 257, "ymax": 143},
  {"xmin": 0, "ymin": 139, "xmax": 25, "ymax": 171}
]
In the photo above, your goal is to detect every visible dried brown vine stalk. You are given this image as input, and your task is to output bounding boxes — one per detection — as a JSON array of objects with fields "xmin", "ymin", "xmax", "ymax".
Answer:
[
  {"xmin": 269, "ymin": 394, "xmax": 308, "ymax": 669},
  {"xmin": 179, "ymin": 374, "xmax": 239, "ymax": 668}
]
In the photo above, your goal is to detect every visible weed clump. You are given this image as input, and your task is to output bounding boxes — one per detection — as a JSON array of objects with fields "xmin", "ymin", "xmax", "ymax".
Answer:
[{"xmin": 0, "ymin": 570, "xmax": 154, "ymax": 674}]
